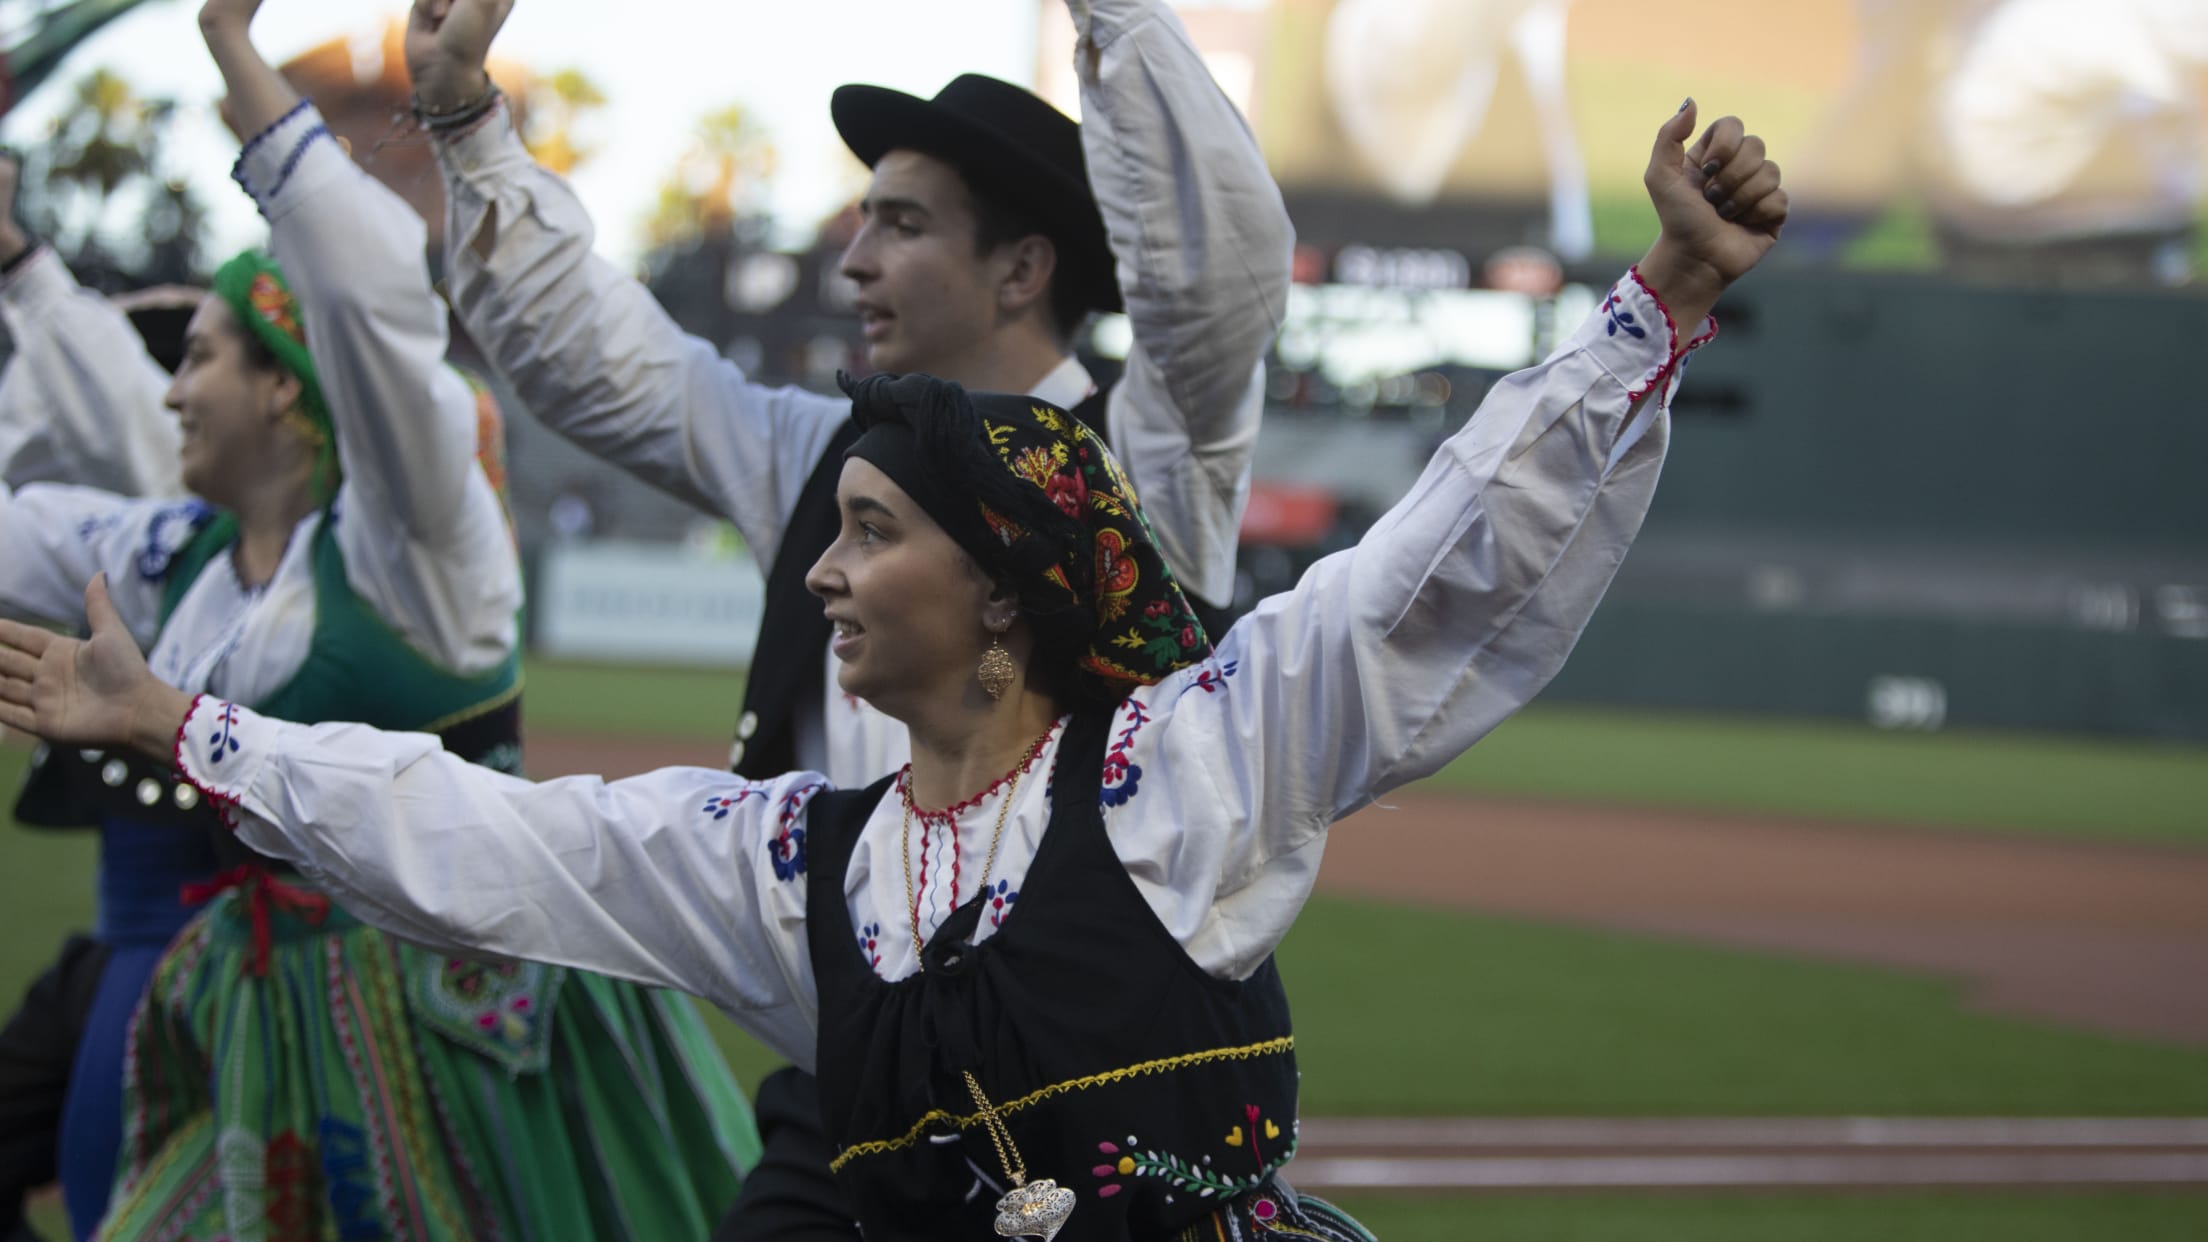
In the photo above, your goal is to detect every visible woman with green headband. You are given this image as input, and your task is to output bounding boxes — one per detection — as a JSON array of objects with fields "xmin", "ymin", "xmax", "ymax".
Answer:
[
  {"xmin": 0, "ymin": 1, "xmax": 758, "ymax": 1238},
  {"xmin": 0, "ymin": 97, "xmax": 1789, "ymax": 1239}
]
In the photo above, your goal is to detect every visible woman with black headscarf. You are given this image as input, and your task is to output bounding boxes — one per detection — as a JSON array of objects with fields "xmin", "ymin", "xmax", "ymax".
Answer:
[{"xmin": 0, "ymin": 100, "xmax": 1787, "ymax": 1240}]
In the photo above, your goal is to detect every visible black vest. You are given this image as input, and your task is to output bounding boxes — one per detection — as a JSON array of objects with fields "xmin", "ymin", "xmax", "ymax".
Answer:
[
  {"xmin": 801, "ymin": 707, "xmax": 1300, "ymax": 1240},
  {"xmin": 730, "ymin": 388, "xmax": 1237, "ymax": 778},
  {"xmin": 14, "ymin": 704, "xmax": 522, "ymax": 897}
]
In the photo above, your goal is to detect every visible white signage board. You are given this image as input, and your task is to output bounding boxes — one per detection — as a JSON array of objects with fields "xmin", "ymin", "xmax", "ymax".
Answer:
[{"xmin": 535, "ymin": 540, "xmax": 766, "ymax": 667}]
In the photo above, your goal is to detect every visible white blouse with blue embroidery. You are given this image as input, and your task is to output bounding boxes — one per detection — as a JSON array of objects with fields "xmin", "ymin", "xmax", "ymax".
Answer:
[
  {"xmin": 177, "ymin": 271, "xmax": 1714, "ymax": 1072},
  {"xmin": 0, "ymin": 105, "xmax": 519, "ymax": 702}
]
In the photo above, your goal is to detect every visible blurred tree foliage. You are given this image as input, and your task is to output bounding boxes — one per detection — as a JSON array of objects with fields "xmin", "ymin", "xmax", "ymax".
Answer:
[
  {"xmin": 13, "ymin": 64, "xmax": 206, "ymax": 289},
  {"xmin": 642, "ymin": 101, "xmax": 777, "ymax": 252},
  {"xmin": 516, "ymin": 65, "xmax": 607, "ymax": 177}
]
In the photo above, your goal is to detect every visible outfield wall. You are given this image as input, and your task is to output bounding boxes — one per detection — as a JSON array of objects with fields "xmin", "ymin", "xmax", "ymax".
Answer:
[{"xmin": 1536, "ymin": 270, "xmax": 2208, "ymax": 740}]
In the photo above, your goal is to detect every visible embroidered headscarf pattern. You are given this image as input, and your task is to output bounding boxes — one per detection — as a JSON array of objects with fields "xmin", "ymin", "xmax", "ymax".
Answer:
[
  {"xmin": 210, "ymin": 249, "xmax": 342, "ymax": 503},
  {"xmin": 842, "ymin": 373, "xmax": 1211, "ymax": 701}
]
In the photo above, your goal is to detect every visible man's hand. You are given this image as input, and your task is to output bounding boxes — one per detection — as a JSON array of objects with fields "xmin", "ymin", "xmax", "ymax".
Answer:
[
  {"xmin": 196, "ymin": 0, "xmax": 264, "ymax": 38},
  {"xmin": 406, "ymin": 0, "xmax": 514, "ymax": 114},
  {"xmin": 1635, "ymin": 100, "xmax": 1788, "ymax": 331},
  {"xmin": 0, "ymin": 576, "xmax": 192, "ymax": 759}
]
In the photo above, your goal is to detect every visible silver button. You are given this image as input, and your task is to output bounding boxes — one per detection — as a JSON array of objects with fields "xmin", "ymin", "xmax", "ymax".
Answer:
[
  {"xmin": 727, "ymin": 740, "xmax": 746, "ymax": 769},
  {"xmin": 102, "ymin": 759, "xmax": 129, "ymax": 787},
  {"xmin": 173, "ymin": 784, "xmax": 201, "ymax": 811},
  {"xmin": 80, "ymin": 748, "xmax": 105, "ymax": 763},
  {"xmin": 737, "ymin": 711, "xmax": 759, "ymax": 740},
  {"xmin": 135, "ymin": 778, "xmax": 162, "ymax": 807}
]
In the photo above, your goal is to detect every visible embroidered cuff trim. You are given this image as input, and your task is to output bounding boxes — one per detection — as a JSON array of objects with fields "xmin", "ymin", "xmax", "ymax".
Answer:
[
  {"xmin": 265, "ymin": 123, "xmax": 334, "ymax": 205},
  {"xmin": 175, "ymin": 694, "xmax": 243, "ymax": 831},
  {"xmin": 1623, "ymin": 264, "xmax": 1720, "ymax": 405},
  {"xmin": 229, "ymin": 99, "xmax": 317, "ymax": 202}
]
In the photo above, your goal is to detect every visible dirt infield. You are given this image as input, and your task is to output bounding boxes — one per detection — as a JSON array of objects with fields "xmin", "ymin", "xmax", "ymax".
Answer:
[{"xmin": 526, "ymin": 734, "xmax": 2208, "ymax": 1046}]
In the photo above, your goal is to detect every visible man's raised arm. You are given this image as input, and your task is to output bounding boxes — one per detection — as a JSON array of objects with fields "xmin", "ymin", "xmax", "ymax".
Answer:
[{"xmin": 407, "ymin": 0, "xmax": 846, "ymax": 573}]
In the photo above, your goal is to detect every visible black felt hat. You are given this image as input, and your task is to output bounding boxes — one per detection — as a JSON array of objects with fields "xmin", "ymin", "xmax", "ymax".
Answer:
[{"xmin": 832, "ymin": 74, "xmax": 1121, "ymax": 315}]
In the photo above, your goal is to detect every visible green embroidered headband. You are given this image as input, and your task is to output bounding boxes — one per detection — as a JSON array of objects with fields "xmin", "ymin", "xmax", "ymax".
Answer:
[{"xmin": 210, "ymin": 249, "xmax": 341, "ymax": 502}]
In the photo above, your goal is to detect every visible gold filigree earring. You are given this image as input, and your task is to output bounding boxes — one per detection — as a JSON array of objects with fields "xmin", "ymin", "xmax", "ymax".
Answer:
[
  {"xmin": 978, "ymin": 619, "xmax": 1017, "ymax": 701},
  {"xmin": 978, "ymin": 634, "xmax": 1016, "ymax": 701}
]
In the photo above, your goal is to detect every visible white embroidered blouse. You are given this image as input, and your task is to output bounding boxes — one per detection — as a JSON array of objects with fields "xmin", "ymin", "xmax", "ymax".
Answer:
[
  {"xmin": 0, "ymin": 104, "xmax": 519, "ymax": 699},
  {"xmin": 177, "ymin": 272, "xmax": 1713, "ymax": 1072}
]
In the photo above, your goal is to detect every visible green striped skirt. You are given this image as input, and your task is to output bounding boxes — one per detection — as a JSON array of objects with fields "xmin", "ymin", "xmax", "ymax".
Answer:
[{"xmin": 94, "ymin": 880, "xmax": 760, "ymax": 1240}]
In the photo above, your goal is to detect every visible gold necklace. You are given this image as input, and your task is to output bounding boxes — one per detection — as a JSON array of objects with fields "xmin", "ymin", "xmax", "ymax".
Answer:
[
  {"xmin": 895, "ymin": 725, "xmax": 1075, "ymax": 1239},
  {"xmin": 898, "ymin": 722, "xmax": 1055, "ymax": 960},
  {"xmin": 900, "ymin": 760, "xmax": 1023, "ymax": 964},
  {"xmin": 965, "ymin": 1069, "xmax": 1075, "ymax": 1239}
]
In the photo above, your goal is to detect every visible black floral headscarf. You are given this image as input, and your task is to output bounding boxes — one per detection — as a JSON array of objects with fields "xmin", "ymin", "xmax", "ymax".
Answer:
[{"xmin": 841, "ymin": 372, "xmax": 1210, "ymax": 702}]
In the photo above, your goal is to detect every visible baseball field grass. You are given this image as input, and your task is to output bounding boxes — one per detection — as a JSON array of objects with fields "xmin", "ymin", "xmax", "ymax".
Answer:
[{"xmin": 519, "ymin": 660, "xmax": 2208, "ymax": 845}]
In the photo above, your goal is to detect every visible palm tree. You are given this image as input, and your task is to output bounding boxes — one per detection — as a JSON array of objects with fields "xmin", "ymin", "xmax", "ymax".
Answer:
[
  {"xmin": 18, "ymin": 66, "xmax": 206, "ymax": 286},
  {"xmin": 518, "ymin": 66, "xmax": 608, "ymax": 177},
  {"xmin": 0, "ymin": 0, "xmax": 154, "ymax": 114},
  {"xmin": 643, "ymin": 102, "xmax": 778, "ymax": 250}
]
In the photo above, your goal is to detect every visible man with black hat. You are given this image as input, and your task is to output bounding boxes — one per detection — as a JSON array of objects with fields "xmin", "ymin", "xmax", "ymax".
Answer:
[{"xmin": 405, "ymin": 0, "xmax": 1289, "ymax": 1234}]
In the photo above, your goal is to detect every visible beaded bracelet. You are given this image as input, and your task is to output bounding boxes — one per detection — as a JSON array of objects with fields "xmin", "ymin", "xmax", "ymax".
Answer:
[{"xmin": 411, "ymin": 83, "xmax": 503, "ymax": 134}]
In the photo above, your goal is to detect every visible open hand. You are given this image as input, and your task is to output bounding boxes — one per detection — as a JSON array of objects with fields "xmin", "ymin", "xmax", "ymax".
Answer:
[
  {"xmin": 196, "ymin": 0, "xmax": 265, "ymax": 37},
  {"xmin": 406, "ymin": 0, "xmax": 514, "ymax": 113},
  {"xmin": 0, "ymin": 576, "xmax": 185, "ymax": 755},
  {"xmin": 1636, "ymin": 100, "xmax": 1788, "ymax": 327}
]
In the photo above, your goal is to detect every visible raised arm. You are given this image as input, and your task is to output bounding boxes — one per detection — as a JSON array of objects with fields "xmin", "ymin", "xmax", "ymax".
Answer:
[
  {"xmin": 406, "ymin": 0, "xmax": 845, "ymax": 571},
  {"xmin": 0, "ymin": 158, "xmax": 184, "ymax": 497},
  {"xmin": 1073, "ymin": 0, "xmax": 1293, "ymax": 605},
  {"xmin": 1144, "ymin": 104, "xmax": 1782, "ymax": 860},
  {"xmin": 0, "ymin": 586, "xmax": 823, "ymax": 1064},
  {"xmin": 201, "ymin": 0, "xmax": 519, "ymax": 674}
]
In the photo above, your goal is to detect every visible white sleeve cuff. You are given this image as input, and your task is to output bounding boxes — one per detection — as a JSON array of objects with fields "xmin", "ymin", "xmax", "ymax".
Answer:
[{"xmin": 175, "ymin": 694, "xmax": 274, "ymax": 831}]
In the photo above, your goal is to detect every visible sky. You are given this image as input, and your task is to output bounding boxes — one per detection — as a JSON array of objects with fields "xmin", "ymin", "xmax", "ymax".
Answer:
[{"xmin": 4, "ymin": 0, "xmax": 1046, "ymax": 264}]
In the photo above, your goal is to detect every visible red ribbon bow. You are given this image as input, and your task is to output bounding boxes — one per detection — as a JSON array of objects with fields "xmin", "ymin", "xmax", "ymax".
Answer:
[{"xmin": 180, "ymin": 864, "xmax": 333, "ymax": 977}]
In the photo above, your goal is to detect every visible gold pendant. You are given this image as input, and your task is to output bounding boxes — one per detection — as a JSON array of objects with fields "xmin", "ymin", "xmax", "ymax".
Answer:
[{"xmin": 992, "ymin": 1178, "xmax": 1075, "ymax": 1239}]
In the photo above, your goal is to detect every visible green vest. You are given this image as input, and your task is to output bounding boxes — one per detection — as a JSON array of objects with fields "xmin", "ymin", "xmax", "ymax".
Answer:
[{"xmin": 160, "ymin": 508, "xmax": 523, "ymax": 773}]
